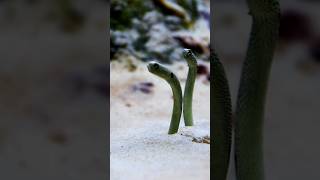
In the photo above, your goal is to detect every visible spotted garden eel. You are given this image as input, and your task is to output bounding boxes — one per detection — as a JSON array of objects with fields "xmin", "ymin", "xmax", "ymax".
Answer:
[
  {"xmin": 147, "ymin": 62, "xmax": 183, "ymax": 134},
  {"xmin": 182, "ymin": 49, "xmax": 198, "ymax": 126},
  {"xmin": 235, "ymin": 0, "xmax": 280, "ymax": 179},
  {"xmin": 212, "ymin": 0, "xmax": 280, "ymax": 179}
]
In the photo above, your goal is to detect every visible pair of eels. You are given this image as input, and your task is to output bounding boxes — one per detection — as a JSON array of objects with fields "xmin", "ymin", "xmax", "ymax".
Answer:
[
  {"xmin": 147, "ymin": 49, "xmax": 197, "ymax": 134},
  {"xmin": 213, "ymin": 0, "xmax": 280, "ymax": 180},
  {"xmin": 148, "ymin": 0, "xmax": 280, "ymax": 179}
]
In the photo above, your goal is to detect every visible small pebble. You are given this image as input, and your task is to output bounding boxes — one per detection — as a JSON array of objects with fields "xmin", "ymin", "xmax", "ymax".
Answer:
[
  {"xmin": 131, "ymin": 82, "xmax": 154, "ymax": 94},
  {"xmin": 125, "ymin": 103, "xmax": 131, "ymax": 107},
  {"xmin": 140, "ymin": 82, "xmax": 154, "ymax": 87},
  {"xmin": 139, "ymin": 86, "xmax": 152, "ymax": 94},
  {"xmin": 192, "ymin": 136, "xmax": 210, "ymax": 144}
]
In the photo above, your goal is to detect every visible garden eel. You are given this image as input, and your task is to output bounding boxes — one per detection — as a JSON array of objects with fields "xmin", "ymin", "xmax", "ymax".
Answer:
[
  {"xmin": 212, "ymin": 52, "xmax": 232, "ymax": 180},
  {"xmin": 234, "ymin": 0, "xmax": 280, "ymax": 180},
  {"xmin": 147, "ymin": 62, "xmax": 183, "ymax": 134},
  {"xmin": 182, "ymin": 49, "xmax": 197, "ymax": 126}
]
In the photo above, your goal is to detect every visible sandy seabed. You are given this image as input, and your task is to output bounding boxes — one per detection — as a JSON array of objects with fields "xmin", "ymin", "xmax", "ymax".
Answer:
[{"xmin": 110, "ymin": 58, "xmax": 210, "ymax": 180}]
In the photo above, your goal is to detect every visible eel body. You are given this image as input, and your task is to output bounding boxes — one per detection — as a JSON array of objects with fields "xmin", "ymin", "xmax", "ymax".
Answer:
[
  {"xmin": 234, "ymin": 0, "xmax": 280, "ymax": 179},
  {"xmin": 182, "ymin": 49, "xmax": 198, "ymax": 126},
  {"xmin": 148, "ymin": 62, "xmax": 183, "ymax": 134},
  {"xmin": 212, "ymin": 52, "xmax": 232, "ymax": 180}
]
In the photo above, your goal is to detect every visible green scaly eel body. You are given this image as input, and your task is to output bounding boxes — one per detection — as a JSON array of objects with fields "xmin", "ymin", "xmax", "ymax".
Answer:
[
  {"xmin": 148, "ymin": 62, "xmax": 183, "ymax": 134},
  {"xmin": 182, "ymin": 49, "xmax": 198, "ymax": 126},
  {"xmin": 212, "ymin": 52, "xmax": 232, "ymax": 180},
  {"xmin": 235, "ymin": 0, "xmax": 280, "ymax": 179}
]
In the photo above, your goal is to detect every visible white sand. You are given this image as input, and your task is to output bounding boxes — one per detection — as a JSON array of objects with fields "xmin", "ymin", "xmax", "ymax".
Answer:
[{"xmin": 110, "ymin": 58, "xmax": 210, "ymax": 180}]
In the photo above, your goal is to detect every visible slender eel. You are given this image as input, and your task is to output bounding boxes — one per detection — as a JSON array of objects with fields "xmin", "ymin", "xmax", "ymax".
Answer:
[
  {"xmin": 182, "ymin": 49, "xmax": 197, "ymax": 126},
  {"xmin": 235, "ymin": 0, "xmax": 280, "ymax": 179},
  {"xmin": 211, "ymin": 52, "xmax": 232, "ymax": 180},
  {"xmin": 147, "ymin": 62, "xmax": 183, "ymax": 134}
]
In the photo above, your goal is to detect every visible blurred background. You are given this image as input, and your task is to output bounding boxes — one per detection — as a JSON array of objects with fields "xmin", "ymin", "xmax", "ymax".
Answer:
[
  {"xmin": 111, "ymin": 0, "xmax": 210, "ymax": 63},
  {"xmin": 0, "ymin": 0, "xmax": 107, "ymax": 179},
  {"xmin": 212, "ymin": 0, "xmax": 320, "ymax": 179}
]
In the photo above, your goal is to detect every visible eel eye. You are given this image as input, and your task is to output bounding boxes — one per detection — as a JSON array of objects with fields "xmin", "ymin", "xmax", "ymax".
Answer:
[
  {"xmin": 170, "ymin": 73, "xmax": 174, "ymax": 78},
  {"xmin": 154, "ymin": 63, "xmax": 159, "ymax": 69}
]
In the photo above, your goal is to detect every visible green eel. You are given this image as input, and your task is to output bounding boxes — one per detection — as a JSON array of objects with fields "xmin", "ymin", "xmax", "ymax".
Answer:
[
  {"xmin": 147, "ymin": 61, "xmax": 183, "ymax": 134},
  {"xmin": 182, "ymin": 49, "xmax": 198, "ymax": 126},
  {"xmin": 234, "ymin": 0, "xmax": 280, "ymax": 179},
  {"xmin": 212, "ymin": 51, "xmax": 232, "ymax": 180},
  {"xmin": 212, "ymin": 0, "xmax": 280, "ymax": 179}
]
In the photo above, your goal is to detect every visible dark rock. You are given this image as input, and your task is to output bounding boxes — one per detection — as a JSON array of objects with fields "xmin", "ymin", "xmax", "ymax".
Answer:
[
  {"xmin": 174, "ymin": 35, "xmax": 209, "ymax": 55},
  {"xmin": 131, "ymin": 82, "xmax": 154, "ymax": 94}
]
